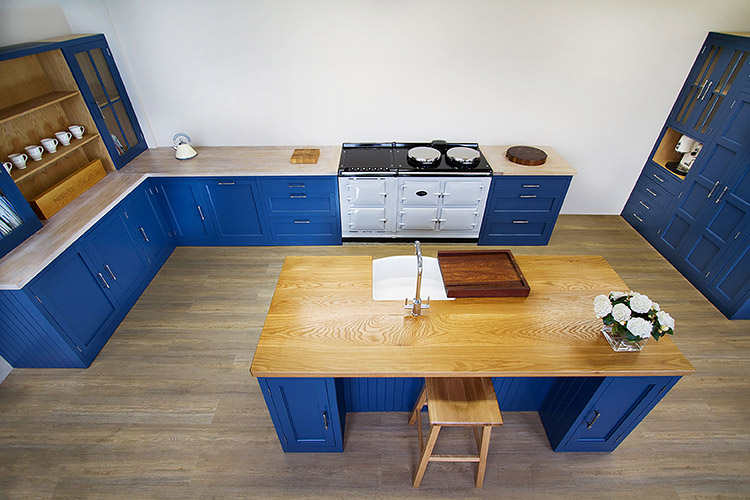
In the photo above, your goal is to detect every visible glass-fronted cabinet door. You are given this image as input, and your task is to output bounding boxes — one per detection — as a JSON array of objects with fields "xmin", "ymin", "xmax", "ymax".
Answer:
[
  {"xmin": 670, "ymin": 38, "xmax": 749, "ymax": 141},
  {"xmin": 62, "ymin": 35, "xmax": 147, "ymax": 169},
  {"xmin": 0, "ymin": 169, "xmax": 42, "ymax": 259}
]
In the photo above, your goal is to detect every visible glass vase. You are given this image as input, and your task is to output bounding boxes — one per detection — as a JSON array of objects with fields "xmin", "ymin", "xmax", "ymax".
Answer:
[{"xmin": 602, "ymin": 325, "xmax": 648, "ymax": 352}]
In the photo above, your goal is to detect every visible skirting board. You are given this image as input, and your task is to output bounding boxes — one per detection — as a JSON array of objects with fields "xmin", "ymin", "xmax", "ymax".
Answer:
[{"xmin": 0, "ymin": 356, "xmax": 11, "ymax": 384}]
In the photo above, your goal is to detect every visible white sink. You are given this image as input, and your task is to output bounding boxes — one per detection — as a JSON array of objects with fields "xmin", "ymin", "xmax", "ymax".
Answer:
[{"xmin": 372, "ymin": 256, "xmax": 454, "ymax": 301}]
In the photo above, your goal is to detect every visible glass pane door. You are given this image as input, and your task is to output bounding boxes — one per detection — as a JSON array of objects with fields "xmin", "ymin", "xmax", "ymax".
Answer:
[{"xmin": 0, "ymin": 187, "xmax": 24, "ymax": 240}]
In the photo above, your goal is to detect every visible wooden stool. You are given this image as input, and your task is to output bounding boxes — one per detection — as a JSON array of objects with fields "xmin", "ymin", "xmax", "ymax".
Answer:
[{"xmin": 408, "ymin": 377, "xmax": 503, "ymax": 488}]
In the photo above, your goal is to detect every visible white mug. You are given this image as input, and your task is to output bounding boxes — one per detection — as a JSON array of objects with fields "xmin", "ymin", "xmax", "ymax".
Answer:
[
  {"xmin": 25, "ymin": 145, "xmax": 44, "ymax": 161},
  {"xmin": 41, "ymin": 137, "xmax": 59, "ymax": 153},
  {"xmin": 9, "ymin": 153, "xmax": 28, "ymax": 169},
  {"xmin": 55, "ymin": 131, "xmax": 73, "ymax": 146},
  {"xmin": 68, "ymin": 125, "xmax": 85, "ymax": 139},
  {"xmin": 2, "ymin": 161, "xmax": 12, "ymax": 174}
]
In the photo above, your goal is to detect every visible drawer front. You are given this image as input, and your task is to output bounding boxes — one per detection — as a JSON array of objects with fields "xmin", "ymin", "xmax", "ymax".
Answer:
[
  {"xmin": 491, "ymin": 175, "xmax": 571, "ymax": 193},
  {"xmin": 623, "ymin": 187, "xmax": 667, "ymax": 227},
  {"xmin": 265, "ymin": 192, "xmax": 338, "ymax": 214},
  {"xmin": 622, "ymin": 198, "xmax": 661, "ymax": 241},
  {"xmin": 268, "ymin": 216, "xmax": 341, "ymax": 245},
  {"xmin": 632, "ymin": 175, "xmax": 674, "ymax": 210},
  {"xmin": 642, "ymin": 163, "xmax": 682, "ymax": 195},
  {"xmin": 478, "ymin": 214, "xmax": 556, "ymax": 245},
  {"xmin": 489, "ymin": 190, "xmax": 562, "ymax": 213},
  {"xmin": 259, "ymin": 176, "xmax": 337, "ymax": 194}
]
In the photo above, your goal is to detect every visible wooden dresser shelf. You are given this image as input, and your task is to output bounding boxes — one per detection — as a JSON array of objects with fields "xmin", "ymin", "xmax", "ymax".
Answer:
[
  {"xmin": 11, "ymin": 134, "xmax": 101, "ymax": 183},
  {"xmin": 0, "ymin": 90, "xmax": 79, "ymax": 125}
]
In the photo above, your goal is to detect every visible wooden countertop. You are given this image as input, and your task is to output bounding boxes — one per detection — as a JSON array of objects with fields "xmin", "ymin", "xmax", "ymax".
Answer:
[
  {"xmin": 0, "ymin": 144, "xmax": 575, "ymax": 289},
  {"xmin": 250, "ymin": 255, "xmax": 693, "ymax": 378}
]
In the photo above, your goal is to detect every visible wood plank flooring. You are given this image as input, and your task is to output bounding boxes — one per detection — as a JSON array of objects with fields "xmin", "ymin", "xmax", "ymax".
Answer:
[{"xmin": 1, "ymin": 215, "xmax": 748, "ymax": 499}]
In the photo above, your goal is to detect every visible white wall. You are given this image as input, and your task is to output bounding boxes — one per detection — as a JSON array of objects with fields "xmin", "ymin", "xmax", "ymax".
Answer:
[
  {"xmin": 7, "ymin": 0, "xmax": 750, "ymax": 214},
  {"xmin": 0, "ymin": 0, "xmax": 71, "ymax": 46}
]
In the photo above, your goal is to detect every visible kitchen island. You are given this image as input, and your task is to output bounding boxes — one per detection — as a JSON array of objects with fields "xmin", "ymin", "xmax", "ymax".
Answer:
[{"xmin": 250, "ymin": 255, "xmax": 693, "ymax": 452}]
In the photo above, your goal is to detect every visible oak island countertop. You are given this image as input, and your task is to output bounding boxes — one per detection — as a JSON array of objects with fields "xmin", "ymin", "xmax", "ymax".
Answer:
[{"xmin": 249, "ymin": 255, "xmax": 693, "ymax": 378}]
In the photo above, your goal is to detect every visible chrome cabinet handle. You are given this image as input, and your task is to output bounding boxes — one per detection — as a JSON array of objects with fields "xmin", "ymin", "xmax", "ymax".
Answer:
[
  {"xmin": 697, "ymin": 79, "xmax": 709, "ymax": 100},
  {"xmin": 197, "ymin": 205, "xmax": 205, "ymax": 221},
  {"xmin": 139, "ymin": 227, "xmax": 149, "ymax": 242},
  {"xmin": 633, "ymin": 213, "xmax": 644, "ymax": 223},
  {"xmin": 522, "ymin": 184, "xmax": 540, "ymax": 188},
  {"xmin": 700, "ymin": 80, "xmax": 714, "ymax": 100},
  {"xmin": 97, "ymin": 272, "xmax": 110, "ymax": 289},
  {"xmin": 715, "ymin": 186, "xmax": 729, "ymax": 204},
  {"xmin": 104, "ymin": 264, "xmax": 116, "ymax": 281},
  {"xmin": 513, "ymin": 220, "xmax": 529, "ymax": 224},
  {"xmin": 217, "ymin": 181, "xmax": 235, "ymax": 185},
  {"xmin": 293, "ymin": 220, "xmax": 310, "ymax": 224},
  {"xmin": 290, "ymin": 194, "xmax": 307, "ymax": 199},
  {"xmin": 520, "ymin": 194, "xmax": 537, "ymax": 198},
  {"xmin": 288, "ymin": 184, "xmax": 306, "ymax": 188},
  {"xmin": 322, "ymin": 411, "xmax": 329, "ymax": 430},
  {"xmin": 586, "ymin": 410, "xmax": 601, "ymax": 429},
  {"xmin": 645, "ymin": 188, "xmax": 657, "ymax": 197},
  {"xmin": 652, "ymin": 174, "xmax": 665, "ymax": 183},
  {"xmin": 639, "ymin": 201, "xmax": 651, "ymax": 210},
  {"xmin": 707, "ymin": 181, "xmax": 720, "ymax": 198}
]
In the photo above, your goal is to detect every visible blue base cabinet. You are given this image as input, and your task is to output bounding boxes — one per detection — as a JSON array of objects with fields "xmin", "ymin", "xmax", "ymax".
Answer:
[
  {"xmin": 0, "ymin": 183, "xmax": 174, "ymax": 368},
  {"xmin": 623, "ymin": 32, "xmax": 750, "ymax": 319},
  {"xmin": 257, "ymin": 376, "xmax": 680, "ymax": 453},
  {"xmin": 258, "ymin": 377, "xmax": 345, "ymax": 452},
  {"xmin": 479, "ymin": 176, "xmax": 571, "ymax": 245},
  {"xmin": 540, "ymin": 376, "xmax": 680, "ymax": 452}
]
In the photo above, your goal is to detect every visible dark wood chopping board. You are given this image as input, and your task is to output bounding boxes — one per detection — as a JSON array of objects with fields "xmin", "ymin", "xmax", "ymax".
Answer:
[
  {"xmin": 437, "ymin": 250, "xmax": 530, "ymax": 298},
  {"xmin": 506, "ymin": 146, "xmax": 547, "ymax": 166}
]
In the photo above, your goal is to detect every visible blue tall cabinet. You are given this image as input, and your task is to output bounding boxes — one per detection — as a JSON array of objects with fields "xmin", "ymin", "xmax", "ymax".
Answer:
[{"xmin": 622, "ymin": 32, "xmax": 750, "ymax": 319}]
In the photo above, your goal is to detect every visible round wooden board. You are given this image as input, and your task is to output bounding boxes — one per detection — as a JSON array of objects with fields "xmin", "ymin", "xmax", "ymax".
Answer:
[{"xmin": 506, "ymin": 146, "xmax": 547, "ymax": 166}]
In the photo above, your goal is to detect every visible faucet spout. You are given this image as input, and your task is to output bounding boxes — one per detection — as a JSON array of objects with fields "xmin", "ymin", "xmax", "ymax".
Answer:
[{"xmin": 406, "ymin": 240, "xmax": 429, "ymax": 316}]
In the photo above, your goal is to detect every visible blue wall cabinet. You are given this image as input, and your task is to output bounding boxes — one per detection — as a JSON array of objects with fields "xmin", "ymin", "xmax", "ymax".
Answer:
[
  {"xmin": 154, "ymin": 178, "xmax": 214, "ymax": 244},
  {"xmin": 257, "ymin": 176, "xmax": 342, "ymax": 245},
  {"xmin": 61, "ymin": 35, "xmax": 147, "ymax": 168},
  {"xmin": 479, "ymin": 175, "xmax": 571, "ymax": 245},
  {"xmin": 0, "ymin": 170, "xmax": 42, "ymax": 259},
  {"xmin": 27, "ymin": 243, "xmax": 119, "ymax": 365},
  {"xmin": 258, "ymin": 377, "xmax": 344, "ymax": 452},
  {"xmin": 201, "ymin": 178, "xmax": 268, "ymax": 245},
  {"xmin": 126, "ymin": 182, "xmax": 174, "ymax": 267},
  {"xmin": 624, "ymin": 32, "xmax": 750, "ymax": 319},
  {"xmin": 540, "ymin": 376, "xmax": 680, "ymax": 452}
]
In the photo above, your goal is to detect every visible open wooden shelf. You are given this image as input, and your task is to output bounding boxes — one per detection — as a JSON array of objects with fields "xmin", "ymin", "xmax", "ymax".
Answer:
[
  {"xmin": 10, "ymin": 133, "xmax": 101, "ymax": 183},
  {"xmin": 0, "ymin": 91, "xmax": 79, "ymax": 125}
]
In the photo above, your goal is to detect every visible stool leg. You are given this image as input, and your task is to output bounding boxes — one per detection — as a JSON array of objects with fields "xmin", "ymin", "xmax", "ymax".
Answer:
[
  {"xmin": 413, "ymin": 425, "xmax": 441, "ymax": 488},
  {"xmin": 475, "ymin": 426, "xmax": 492, "ymax": 488},
  {"xmin": 408, "ymin": 385, "xmax": 427, "ymax": 426}
]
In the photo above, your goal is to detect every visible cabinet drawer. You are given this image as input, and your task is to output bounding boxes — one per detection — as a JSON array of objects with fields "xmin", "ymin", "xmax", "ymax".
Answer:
[
  {"xmin": 489, "ymin": 191, "xmax": 563, "ymax": 213},
  {"xmin": 622, "ymin": 197, "xmax": 661, "ymax": 241},
  {"xmin": 265, "ymin": 192, "xmax": 338, "ymax": 214},
  {"xmin": 258, "ymin": 176, "xmax": 337, "ymax": 194},
  {"xmin": 479, "ymin": 214, "xmax": 556, "ymax": 245},
  {"xmin": 623, "ymin": 188, "xmax": 667, "ymax": 226},
  {"xmin": 491, "ymin": 175, "xmax": 571, "ymax": 193},
  {"xmin": 642, "ymin": 162, "xmax": 682, "ymax": 195},
  {"xmin": 633, "ymin": 175, "xmax": 674, "ymax": 210},
  {"xmin": 268, "ymin": 216, "xmax": 341, "ymax": 245}
]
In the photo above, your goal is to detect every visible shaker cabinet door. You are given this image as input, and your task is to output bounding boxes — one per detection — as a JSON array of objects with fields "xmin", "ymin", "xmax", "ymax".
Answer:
[
  {"xmin": 201, "ymin": 179, "xmax": 267, "ymax": 244},
  {"xmin": 156, "ymin": 179, "xmax": 214, "ymax": 243},
  {"xmin": 62, "ymin": 35, "xmax": 147, "ymax": 168},
  {"xmin": 127, "ymin": 184, "xmax": 173, "ymax": 265}
]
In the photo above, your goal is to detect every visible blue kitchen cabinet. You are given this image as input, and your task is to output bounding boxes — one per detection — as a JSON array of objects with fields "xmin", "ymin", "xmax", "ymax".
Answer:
[
  {"xmin": 479, "ymin": 175, "xmax": 571, "ymax": 245},
  {"xmin": 126, "ymin": 182, "xmax": 175, "ymax": 267},
  {"xmin": 61, "ymin": 35, "xmax": 147, "ymax": 168},
  {"xmin": 705, "ymin": 232, "xmax": 750, "ymax": 319},
  {"xmin": 200, "ymin": 178, "xmax": 268, "ymax": 245},
  {"xmin": 540, "ymin": 376, "xmax": 680, "ymax": 452},
  {"xmin": 257, "ymin": 176, "xmax": 342, "ymax": 245},
  {"xmin": 26, "ymin": 242, "xmax": 120, "ymax": 366},
  {"xmin": 154, "ymin": 178, "xmax": 215, "ymax": 244},
  {"xmin": 84, "ymin": 206, "xmax": 150, "ymax": 304},
  {"xmin": 258, "ymin": 377, "xmax": 344, "ymax": 452}
]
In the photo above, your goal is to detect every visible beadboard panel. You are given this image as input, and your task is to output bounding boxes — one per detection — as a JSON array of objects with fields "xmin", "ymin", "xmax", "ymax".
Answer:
[
  {"xmin": 341, "ymin": 377, "xmax": 424, "ymax": 412},
  {"xmin": 0, "ymin": 290, "xmax": 84, "ymax": 368},
  {"xmin": 492, "ymin": 377, "xmax": 556, "ymax": 411}
]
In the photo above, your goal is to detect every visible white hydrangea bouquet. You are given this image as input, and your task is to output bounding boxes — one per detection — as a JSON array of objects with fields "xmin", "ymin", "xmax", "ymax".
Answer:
[{"xmin": 593, "ymin": 291, "xmax": 675, "ymax": 351}]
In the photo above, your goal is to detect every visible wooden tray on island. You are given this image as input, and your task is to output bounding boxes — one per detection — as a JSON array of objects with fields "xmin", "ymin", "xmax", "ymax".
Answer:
[{"xmin": 437, "ymin": 250, "xmax": 530, "ymax": 298}]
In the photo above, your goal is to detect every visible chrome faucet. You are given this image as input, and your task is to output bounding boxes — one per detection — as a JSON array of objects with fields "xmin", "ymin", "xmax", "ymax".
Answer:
[{"xmin": 405, "ymin": 240, "xmax": 430, "ymax": 316}]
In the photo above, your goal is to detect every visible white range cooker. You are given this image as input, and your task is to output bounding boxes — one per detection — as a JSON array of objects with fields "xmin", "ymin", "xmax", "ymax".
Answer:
[{"xmin": 338, "ymin": 141, "xmax": 492, "ymax": 239}]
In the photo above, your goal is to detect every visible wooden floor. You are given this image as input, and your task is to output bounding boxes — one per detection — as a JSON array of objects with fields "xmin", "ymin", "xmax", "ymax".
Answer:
[{"xmin": 1, "ymin": 215, "xmax": 749, "ymax": 499}]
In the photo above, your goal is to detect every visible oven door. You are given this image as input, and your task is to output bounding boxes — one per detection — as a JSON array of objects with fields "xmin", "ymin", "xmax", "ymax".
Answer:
[
  {"xmin": 399, "ymin": 180, "xmax": 441, "ymax": 206},
  {"xmin": 347, "ymin": 207, "xmax": 388, "ymax": 230},
  {"xmin": 399, "ymin": 207, "xmax": 440, "ymax": 231},
  {"xmin": 442, "ymin": 180, "xmax": 487, "ymax": 206}
]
